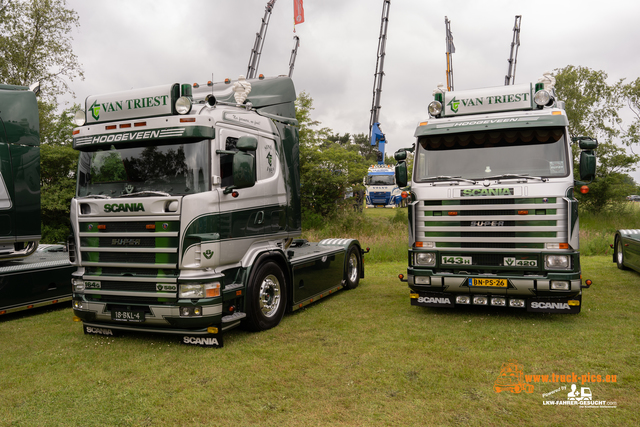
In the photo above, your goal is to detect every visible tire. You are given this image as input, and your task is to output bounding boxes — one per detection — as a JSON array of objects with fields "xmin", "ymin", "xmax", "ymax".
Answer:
[
  {"xmin": 344, "ymin": 245, "xmax": 362, "ymax": 290},
  {"xmin": 245, "ymin": 261, "xmax": 287, "ymax": 331},
  {"xmin": 615, "ymin": 236, "xmax": 627, "ymax": 270}
]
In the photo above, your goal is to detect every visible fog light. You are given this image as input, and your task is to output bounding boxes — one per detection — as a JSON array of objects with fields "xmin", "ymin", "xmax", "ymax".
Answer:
[
  {"xmin": 509, "ymin": 298, "xmax": 525, "ymax": 308},
  {"xmin": 473, "ymin": 296, "xmax": 488, "ymax": 305},
  {"xmin": 414, "ymin": 276, "xmax": 430, "ymax": 285},
  {"xmin": 73, "ymin": 300, "xmax": 84, "ymax": 310},
  {"xmin": 175, "ymin": 96, "xmax": 192, "ymax": 114},
  {"xmin": 550, "ymin": 280, "xmax": 570, "ymax": 290},
  {"xmin": 193, "ymin": 307, "xmax": 202, "ymax": 316},
  {"xmin": 428, "ymin": 100, "xmax": 443, "ymax": 116},
  {"xmin": 73, "ymin": 110, "xmax": 86, "ymax": 126},
  {"xmin": 181, "ymin": 307, "xmax": 191, "ymax": 316},
  {"xmin": 456, "ymin": 295, "xmax": 471, "ymax": 304},
  {"xmin": 534, "ymin": 89, "xmax": 552, "ymax": 106},
  {"xmin": 491, "ymin": 297, "xmax": 506, "ymax": 306}
]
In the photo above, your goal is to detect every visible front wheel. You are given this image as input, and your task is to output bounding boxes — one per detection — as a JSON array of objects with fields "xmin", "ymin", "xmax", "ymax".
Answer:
[
  {"xmin": 245, "ymin": 261, "xmax": 287, "ymax": 331},
  {"xmin": 344, "ymin": 245, "xmax": 362, "ymax": 290},
  {"xmin": 615, "ymin": 237, "xmax": 627, "ymax": 270}
]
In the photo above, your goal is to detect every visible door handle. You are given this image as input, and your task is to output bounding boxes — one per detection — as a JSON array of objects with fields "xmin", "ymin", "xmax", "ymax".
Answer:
[{"xmin": 255, "ymin": 211, "xmax": 264, "ymax": 225}]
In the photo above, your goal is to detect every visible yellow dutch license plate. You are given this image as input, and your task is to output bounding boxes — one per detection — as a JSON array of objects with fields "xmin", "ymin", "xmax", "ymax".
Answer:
[{"xmin": 470, "ymin": 278, "xmax": 508, "ymax": 287}]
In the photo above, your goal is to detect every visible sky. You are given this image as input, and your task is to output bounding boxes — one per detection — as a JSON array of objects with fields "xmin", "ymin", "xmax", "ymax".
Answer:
[{"xmin": 62, "ymin": 0, "xmax": 640, "ymax": 183}]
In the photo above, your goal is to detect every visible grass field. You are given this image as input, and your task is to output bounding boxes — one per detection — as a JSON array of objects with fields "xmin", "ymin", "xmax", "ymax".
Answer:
[{"xmin": 1, "ymin": 207, "xmax": 638, "ymax": 426}]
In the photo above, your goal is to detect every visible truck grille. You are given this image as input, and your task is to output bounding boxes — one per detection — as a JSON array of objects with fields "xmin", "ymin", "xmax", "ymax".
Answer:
[
  {"xmin": 370, "ymin": 191, "xmax": 389, "ymax": 204},
  {"xmin": 78, "ymin": 219, "xmax": 179, "ymax": 270},
  {"xmin": 417, "ymin": 197, "xmax": 565, "ymax": 252}
]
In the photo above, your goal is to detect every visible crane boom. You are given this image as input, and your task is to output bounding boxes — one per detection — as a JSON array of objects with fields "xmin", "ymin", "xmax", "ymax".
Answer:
[
  {"xmin": 445, "ymin": 16, "xmax": 455, "ymax": 91},
  {"xmin": 246, "ymin": 0, "xmax": 277, "ymax": 79},
  {"xmin": 288, "ymin": 35, "xmax": 300, "ymax": 78},
  {"xmin": 370, "ymin": 0, "xmax": 391, "ymax": 164},
  {"xmin": 505, "ymin": 15, "xmax": 522, "ymax": 85}
]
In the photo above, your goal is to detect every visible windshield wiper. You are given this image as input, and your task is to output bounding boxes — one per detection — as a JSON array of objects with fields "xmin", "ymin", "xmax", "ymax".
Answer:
[
  {"xmin": 119, "ymin": 191, "xmax": 171, "ymax": 198},
  {"xmin": 424, "ymin": 176, "xmax": 477, "ymax": 185},
  {"xmin": 483, "ymin": 174, "xmax": 548, "ymax": 182}
]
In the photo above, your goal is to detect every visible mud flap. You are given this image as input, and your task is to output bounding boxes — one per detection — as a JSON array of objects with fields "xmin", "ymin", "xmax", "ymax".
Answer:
[{"xmin": 180, "ymin": 333, "xmax": 224, "ymax": 348}]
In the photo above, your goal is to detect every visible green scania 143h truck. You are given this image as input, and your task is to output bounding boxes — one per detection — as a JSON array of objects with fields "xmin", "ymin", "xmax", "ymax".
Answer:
[
  {"xmin": 394, "ymin": 74, "xmax": 596, "ymax": 314},
  {"xmin": 69, "ymin": 76, "xmax": 365, "ymax": 346}
]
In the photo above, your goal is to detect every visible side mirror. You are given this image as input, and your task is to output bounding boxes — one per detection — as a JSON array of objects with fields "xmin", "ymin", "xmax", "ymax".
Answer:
[
  {"xmin": 395, "ymin": 162, "xmax": 408, "ymax": 188},
  {"xmin": 237, "ymin": 135, "xmax": 258, "ymax": 152},
  {"xmin": 579, "ymin": 151, "xmax": 597, "ymax": 182},
  {"xmin": 394, "ymin": 149, "xmax": 407, "ymax": 162},
  {"xmin": 574, "ymin": 137, "xmax": 598, "ymax": 183}
]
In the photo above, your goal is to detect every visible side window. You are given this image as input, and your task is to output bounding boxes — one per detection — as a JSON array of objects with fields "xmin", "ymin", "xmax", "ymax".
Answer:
[{"xmin": 220, "ymin": 136, "xmax": 256, "ymax": 187}]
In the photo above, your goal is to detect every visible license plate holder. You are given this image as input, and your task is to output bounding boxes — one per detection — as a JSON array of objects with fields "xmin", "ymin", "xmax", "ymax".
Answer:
[
  {"xmin": 111, "ymin": 308, "xmax": 145, "ymax": 323},
  {"xmin": 469, "ymin": 278, "xmax": 508, "ymax": 288}
]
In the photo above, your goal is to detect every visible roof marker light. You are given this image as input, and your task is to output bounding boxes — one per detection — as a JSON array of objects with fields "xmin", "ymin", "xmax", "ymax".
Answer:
[{"xmin": 120, "ymin": 123, "xmax": 131, "ymax": 128}]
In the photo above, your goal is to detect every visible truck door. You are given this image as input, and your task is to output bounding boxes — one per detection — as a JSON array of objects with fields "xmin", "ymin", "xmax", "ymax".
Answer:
[
  {"xmin": 216, "ymin": 126, "xmax": 281, "ymax": 265},
  {"xmin": 0, "ymin": 118, "xmax": 14, "ymax": 243}
]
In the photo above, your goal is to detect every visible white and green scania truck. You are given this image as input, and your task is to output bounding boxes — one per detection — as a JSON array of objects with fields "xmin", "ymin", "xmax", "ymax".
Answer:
[
  {"xmin": 394, "ymin": 74, "xmax": 596, "ymax": 314},
  {"xmin": 70, "ymin": 76, "xmax": 365, "ymax": 346}
]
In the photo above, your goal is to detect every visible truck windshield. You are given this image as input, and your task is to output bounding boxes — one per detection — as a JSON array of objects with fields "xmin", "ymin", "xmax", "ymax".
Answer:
[
  {"xmin": 77, "ymin": 140, "xmax": 210, "ymax": 197},
  {"xmin": 366, "ymin": 174, "xmax": 395, "ymax": 185},
  {"xmin": 414, "ymin": 126, "xmax": 569, "ymax": 181}
]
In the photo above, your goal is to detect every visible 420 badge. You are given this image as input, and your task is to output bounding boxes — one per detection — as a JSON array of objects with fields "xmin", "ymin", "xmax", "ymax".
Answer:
[{"xmin": 504, "ymin": 257, "xmax": 537, "ymax": 267}]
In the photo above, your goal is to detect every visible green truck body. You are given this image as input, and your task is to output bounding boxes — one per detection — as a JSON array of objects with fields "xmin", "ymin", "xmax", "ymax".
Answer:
[{"xmin": 0, "ymin": 84, "xmax": 41, "ymax": 260}]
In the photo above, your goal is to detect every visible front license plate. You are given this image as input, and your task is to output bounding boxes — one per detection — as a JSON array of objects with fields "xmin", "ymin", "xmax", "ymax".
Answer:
[
  {"xmin": 111, "ymin": 308, "xmax": 145, "ymax": 323},
  {"xmin": 469, "ymin": 278, "xmax": 508, "ymax": 287}
]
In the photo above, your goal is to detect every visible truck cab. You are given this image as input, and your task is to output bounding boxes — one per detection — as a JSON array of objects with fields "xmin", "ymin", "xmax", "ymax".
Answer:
[
  {"xmin": 70, "ymin": 76, "xmax": 364, "ymax": 346},
  {"xmin": 0, "ymin": 84, "xmax": 41, "ymax": 260},
  {"xmin": 365, "ymin": 164, "xmax": 401, "ymax": 208},
  {"xmin": 395, "ymin": 74, "xmax": 596, "ymax": 314}
]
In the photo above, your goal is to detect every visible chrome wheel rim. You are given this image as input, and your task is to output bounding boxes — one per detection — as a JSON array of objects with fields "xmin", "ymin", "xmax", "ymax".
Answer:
[
  {"xmin": 347, "ymin": 252, "xmax": 359, "ymax": 283},
  {"xmin": 259, "ymin": 274, "xmax": 281, "ymax": 317},
  {"xmin": 617, "ymin": 240, "xmax": 624, "ymax": 265}
]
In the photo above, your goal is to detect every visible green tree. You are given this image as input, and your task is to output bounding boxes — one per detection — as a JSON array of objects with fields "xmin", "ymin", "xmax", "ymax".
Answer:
[
  {"xmin": 554, "ymin": 65, "xmax": 639, "ymax": 211},
  {"xmin": 39, "ymin": 105, "xmax": 78, "ymax": 242},
  {"xmin": 0, "ymin": 0, "xmax": 83, "ymax": 102},
  {"xmin": 296, "ymin": 92, "xmax": 369, "ymax": 219}
]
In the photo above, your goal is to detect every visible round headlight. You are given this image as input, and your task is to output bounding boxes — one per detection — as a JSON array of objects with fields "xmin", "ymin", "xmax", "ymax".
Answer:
[
  {"xmin": 175, "ymin": 96, "xmax": 192, "ymax": 115},
  {"xmin": 73, "ymin": 110, "xmax": 86, "ymax": 126},
  {"xmin": 428, "ymin": 101, "xmax": 443, "ymax": 116},
  {"xmin": 534, "ymin": 89, "xmax": 551, "ymax": 106}
]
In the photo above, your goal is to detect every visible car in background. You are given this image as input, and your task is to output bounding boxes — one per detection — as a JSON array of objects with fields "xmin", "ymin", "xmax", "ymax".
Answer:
[
  {"xmin": 627, "ymin": 195, "xmax": 640, "ymax": 201},
  {"xmin": 612, "ymin": 229, "xmax": 640, "ymax": 273}
]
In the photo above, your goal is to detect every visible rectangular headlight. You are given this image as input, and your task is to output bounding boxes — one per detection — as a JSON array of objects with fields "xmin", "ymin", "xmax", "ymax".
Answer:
[
  {"xmin": 179, "ymin": 284, "xmax": 204, "ymax": 298},
  {"xmin": 545, "ymin": 255, "xmax": 570, "ymax": 270},
  {"xmin": 415, "ymin": 252, "xmax": 436, "ymax": 266},
  {"xmin": 72, "ymin": 278, "xmax": 85, "ymax": 292},
  {"xmin": 179, "ymin": 283, "xmax": 221, "ymax": 299},
  {"xmin": 414, "ymin": 276, "xmax": 430, "ymax": 285}
]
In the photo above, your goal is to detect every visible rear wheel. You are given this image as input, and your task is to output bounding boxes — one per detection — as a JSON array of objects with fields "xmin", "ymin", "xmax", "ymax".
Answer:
[
  {"xmin": 344, "ymin": 245, "xmax": 362, "ymax": 290},
  {"xmin": 245, "ymin": 262, "xmax": 287, "ymax": 331},
  {"xmin": 615, "ymin": 237, "xmax": 627, "ymax": 270}
]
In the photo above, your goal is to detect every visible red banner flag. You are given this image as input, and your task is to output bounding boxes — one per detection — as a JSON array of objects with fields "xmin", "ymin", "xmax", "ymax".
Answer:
[{"xmin": 294, "ymin": 0, "xmax": 304, "ymax": 25}]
